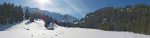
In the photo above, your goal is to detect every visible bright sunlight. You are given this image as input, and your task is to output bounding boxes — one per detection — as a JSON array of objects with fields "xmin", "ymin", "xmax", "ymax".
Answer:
[{"xmin": 34, "ymin": 0, "xmax": 53, "ymax": 6}]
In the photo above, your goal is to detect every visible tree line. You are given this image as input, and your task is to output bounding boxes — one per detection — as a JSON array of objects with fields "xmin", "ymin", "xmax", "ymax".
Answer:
[
  {"xmin": 0, "ymin": 2, "xmax": 23, "ymax": 24},
  {"xmin": 71, "ymin": 4, "xmax": 150, "ymax": 35}
]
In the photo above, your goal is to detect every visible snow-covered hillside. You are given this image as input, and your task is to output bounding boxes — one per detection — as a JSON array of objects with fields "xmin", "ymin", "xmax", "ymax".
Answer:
[
  {"xmin": 0, "ymin": 20, "xmax": 150, "ymax": 38},
  {"xmin": 5, "ymin": 20, "xmax": 46, "ymax": 31}
]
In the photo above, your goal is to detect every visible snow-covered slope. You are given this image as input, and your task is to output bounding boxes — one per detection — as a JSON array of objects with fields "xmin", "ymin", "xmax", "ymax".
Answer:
[
  {"xmin": 5, "ymin": 20, "xmax": 46, "ymax": 31},
  {"xmin": 0, "ymin": 20, "xmax": 150, "ymax": 38}
]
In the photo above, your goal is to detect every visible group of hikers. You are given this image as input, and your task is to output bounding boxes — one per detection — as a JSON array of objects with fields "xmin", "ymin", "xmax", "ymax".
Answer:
[{"xmin": 29, "ymin": 15, "xmax": 59, "ymax": 30}]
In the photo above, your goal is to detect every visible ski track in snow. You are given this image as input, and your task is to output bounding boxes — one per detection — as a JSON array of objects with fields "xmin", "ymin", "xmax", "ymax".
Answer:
[{"xmin": 0, "ymin": 20, "xmax": 150, "ymax": 38}]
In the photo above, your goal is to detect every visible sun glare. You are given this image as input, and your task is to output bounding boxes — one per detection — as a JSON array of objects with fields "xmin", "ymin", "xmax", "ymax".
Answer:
[{"xmin": 35, "ymin": 0, "xmax": 52, "ymax": 6}]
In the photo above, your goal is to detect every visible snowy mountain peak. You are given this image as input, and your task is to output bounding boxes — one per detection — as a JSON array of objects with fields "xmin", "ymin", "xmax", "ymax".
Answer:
[{"xmin": 23, "ymin": 7, "xmax": 79, "ymax": 22}]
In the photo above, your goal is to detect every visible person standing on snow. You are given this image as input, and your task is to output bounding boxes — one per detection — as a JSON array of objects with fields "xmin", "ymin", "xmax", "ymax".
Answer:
[
  {"xmin": 40, "ymin": 16, "xmax": 48, "ymax": 28},
  {"xmin": 41, "ymin": 15, "xmax": 54, "ymax": 30}
]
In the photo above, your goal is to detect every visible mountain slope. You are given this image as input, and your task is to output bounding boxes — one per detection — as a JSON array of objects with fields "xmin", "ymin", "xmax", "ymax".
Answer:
[
  {"xmin": 23, "ymin": 7, "xmax": 79, "ymax": 22},
  {"xmin": 76, "ymin": 4, "xmax": 150, "ymax": 35}
]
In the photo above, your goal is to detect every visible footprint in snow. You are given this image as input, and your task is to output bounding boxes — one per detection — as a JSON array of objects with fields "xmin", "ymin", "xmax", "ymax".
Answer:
[
  {"xmin": 55, "ymin": 35, "xmax": 57, "ymax": 36},
  {"xmin": 43, "ymin": 34, "xmax": 45, "ymax": 35},
  {"xmin": 31, "ymin": 34, "xmax": 33, "ymax": 37},
  {"xmin": 51, "ymin": 36, "xmax": 55, "ymax": 38}
]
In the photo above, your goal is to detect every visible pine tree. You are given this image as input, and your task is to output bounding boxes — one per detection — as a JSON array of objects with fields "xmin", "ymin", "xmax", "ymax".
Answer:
[
  {"xmin": 25, "ymin": 9, "xmax": 30, "ymax": 19},
  {"xmin": 0, "ymin": 2, "xmax": 24, "ymax": 24}
]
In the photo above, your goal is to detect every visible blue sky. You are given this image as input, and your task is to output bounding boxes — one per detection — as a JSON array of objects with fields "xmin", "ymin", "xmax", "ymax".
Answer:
[{"xmin": 0, "ymin": 0, "xmax": 150, "ymax": 19}]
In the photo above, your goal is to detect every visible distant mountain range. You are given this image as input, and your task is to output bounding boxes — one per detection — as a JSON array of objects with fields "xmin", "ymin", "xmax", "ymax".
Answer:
[{"xmin": 23, "ymin": 7, "xmax": 79, "ymax": 22}]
